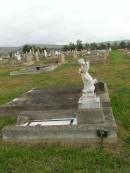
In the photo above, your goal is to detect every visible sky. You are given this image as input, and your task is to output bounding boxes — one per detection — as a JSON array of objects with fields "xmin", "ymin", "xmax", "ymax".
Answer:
[{"xmin": 0, "ymin": 0, "xmax": 130, "ymax": 46}]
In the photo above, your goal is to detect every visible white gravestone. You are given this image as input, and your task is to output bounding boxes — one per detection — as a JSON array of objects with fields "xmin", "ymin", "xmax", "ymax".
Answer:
[
  {"xmin": 35, "ymin": 51, "xmax": 40, "ymax": 62},
  {"xmin": 15, "ymin": 52, "xmax": 22, "ymax": 61},
  {"xmin": 29, "ymin": 49, "xmax": 33, "ymax": 58},
  {"xmin": 55, "ymin": 51, "xmax": 61, "ymax": 56},
  {"xmin": 109, "ymin": 48, "xmax": 112, "ymax": 52},
  {"xmin": 78, "ymin": 58, "xmax": 100, "ymax": 108},
  {"xmin": 44, "ymin": 50, "xmax": 47, "ymax": 57},
  {"xmin": 26, "ymin": 51, "xmax": 32, "ymax": 62}
]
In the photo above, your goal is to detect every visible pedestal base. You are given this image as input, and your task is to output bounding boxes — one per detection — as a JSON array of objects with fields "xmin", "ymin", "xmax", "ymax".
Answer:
[
  {"xmin": 78, "ymin": 95, "xmax": 100, "ymax": 109},
  {"xmin": 78, "ymin": 108, "xmax": 105, "ymax": 124},
  {"xmin": 78, "ymin": 92, "xmax": 105, "ymax": 124}
]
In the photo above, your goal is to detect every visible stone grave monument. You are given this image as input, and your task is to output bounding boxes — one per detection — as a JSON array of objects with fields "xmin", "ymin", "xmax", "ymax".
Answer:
[
  {"xmin": 44, "ymin": 50, "xmax": 48, "ymax": 57},
  {"xmin": 77, "ymin": 59, "xmax": 104, "ymax": 124},
  {"xmin": 35, "ymin": 51, "xmax": 40, "ymax": 62},
  {"xmin": 58, "ymin": 53, "xmax": 66, "ymax": 64},
  {"xmin": 78, "ymin": 59, "xmax": 100, "ymax": 108}
]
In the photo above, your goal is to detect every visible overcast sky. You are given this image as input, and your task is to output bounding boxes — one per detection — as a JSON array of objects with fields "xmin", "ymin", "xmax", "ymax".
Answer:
[{"xmin": 0, "ymin": 0, "xmax": 130, "ymax": 46}]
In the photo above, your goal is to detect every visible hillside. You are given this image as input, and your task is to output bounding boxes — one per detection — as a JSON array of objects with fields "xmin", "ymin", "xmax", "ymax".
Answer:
[
  {"xmin": 0, "ymin": 47, "xmax": 20, "ymax": 55},
  {"xmin": 0, "ymin": 44, "xmax": 63, "ymax": 55}
]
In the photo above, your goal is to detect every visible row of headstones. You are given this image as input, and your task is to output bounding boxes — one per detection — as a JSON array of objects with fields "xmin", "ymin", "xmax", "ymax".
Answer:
[
  {"xmin": 14, "ymin": 49, "xmax": 62, "ymax": 62},
  {"xmin": 64, "ymin": 48, "xmax": 111, "ymax": 60},
  {"xmin": 0, "ymin": 49, "xmax": 62, "ymax": 65},
  {"xmin": 0, "ymin": 48, "xmax": 111, "ymax": 65}
]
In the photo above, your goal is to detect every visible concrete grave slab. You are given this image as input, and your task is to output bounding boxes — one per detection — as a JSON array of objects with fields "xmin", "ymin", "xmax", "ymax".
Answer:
[
  {"xmin": 10, "ymin": 64, "xmax": 59, "ymax": 76},
  {"xmin": 0, "ymin": 87, "xmax": 81, "ymax": 117},
  {"xmin": 2, "ymin": 83, "xmax": 117, "ymax": 144}
]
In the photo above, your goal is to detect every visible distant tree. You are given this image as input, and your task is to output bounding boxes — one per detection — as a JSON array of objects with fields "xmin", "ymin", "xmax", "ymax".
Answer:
[
  {"xmin": 98, "ymin": 44, "xmax": 107, "ymax": 50},
  {"xmin": 22, "ymin": 45, "xmax": 48, "ymax": 53},
  {"xmin": 106, "ymin": 43, "xmax": 111, "ymax": 48},
  {"xmin": 42, "ymin": 47, "xmax": 48, "ymax": 51},
  {"xmin": 68, "ymin": 42, "xmax": 76, "ymax": 51},
  {"xmin": 119, "ymin": 41, "xmax": 126, "ymax": 49},
  {"xmin": 22, "ymin": 44, "xmax": 32, "ymax": 53},
  {"xmin": 9, "ymin": 52, "xmax": 13, "ymax": 58},
  {"xmin": 90, "ymin": 43, "xmax": 98, "ymax": 50},
  {"xmin": 85, "ymin": 43, "xmax": 90, "ymax": 50},
  {"xmin": 127, "ymin": 42, "xmax": 130, "ymax": 49},
  {"xmin": 112, "ymin": 42, "xmax": 118, "ymax": 50},
  {"xmin": 62, "ymin": 45, "xmax": 69, "ymax": 51},
  {"xmin": 76, "ymin": 40, "xmax": 83, "ymax": 51},
  {"xmin": 102, "ymin": 44, "xmax": 107, "ymax": 49}
]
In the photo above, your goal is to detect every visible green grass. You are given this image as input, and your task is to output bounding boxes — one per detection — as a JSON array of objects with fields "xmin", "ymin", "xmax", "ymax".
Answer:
[
  {"xmin": 0, "ymin": 62, "xmax": 80, "ymax": 105},
  {"xmin": 0, "ymin": 51, "xmax": 130, "ymax": 172},
  {"xmin": 0, "ymin": 117, "xmax": 16, "ymax": 130},
  {"xmin": 0, "ymin": 145, "xmax": 129, "ymax": 173}
]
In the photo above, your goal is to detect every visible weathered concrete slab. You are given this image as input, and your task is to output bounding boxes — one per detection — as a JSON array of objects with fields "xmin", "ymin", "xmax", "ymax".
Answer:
[
  {"xmin": 0, "ymin": 87, "xmax": 81, "ymax": 117},
  {"xmin": 3, "ymin": 124, "xmax": 117, "ymax": 144},
  {"xmin": 10, "ymin": 64, "xmax": 59, "ymax": 76},
  {"xmin": 2, "ymin": 83, "xmax": 117, "ymax": 144}
]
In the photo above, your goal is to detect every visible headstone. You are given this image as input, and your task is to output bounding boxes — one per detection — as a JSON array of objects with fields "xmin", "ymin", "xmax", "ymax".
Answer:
[
  {"xmin": 109, "ymin": 48, "xmax": 112, "ymax": 52},
  {"xmin": 97, "ymin": 52, "xmax": 100, "ymax": 56},
  {"xmin": 73, "ymin": 49, "xmax": 78, "ymax": 59},
  {"xmin": 29, "ymin": 49, "xmax": 33, "ymax": 58},
  {"xmin": 55, "ymin": 51, "xmax": 61, "ymax": 56},
  {"xmin": 32, "ymin": 48, "xmax": 35, "ymax": 56},
  {"xmin": 44, "ymin": 50, "xmax": 47, "ymax": 57},
  {"xmin": 59, "ymin": 53, "xmax": 65, "ymax": 64},
  {"xmin": 15, "ymin": 51, "xmax": 22, "ymax": 61},
  {"xmin": 26, "ymin": 51, "xmax": 33, "ymax": 62},
  {"xmin": 87, "ymin": 51, "xmax": 91, "ymax": 55},
  {"xmin": 35, "ymin": 51, "xmax": 40, "ymax": 62}
]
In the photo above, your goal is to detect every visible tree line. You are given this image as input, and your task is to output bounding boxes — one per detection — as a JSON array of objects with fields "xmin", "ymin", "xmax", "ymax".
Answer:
[
  {"xmin": 22, "ymin": 45, "xmax": 48, "ymax": 53},
  {"xmin": 62, "ymin": 40, "xmax": 130, "ymax": 51}
]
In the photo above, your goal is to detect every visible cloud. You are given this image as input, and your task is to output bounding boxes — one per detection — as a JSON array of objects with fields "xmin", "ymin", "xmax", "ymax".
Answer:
[{"xmin": 0, "ymin": 0, "xmax": 130, "ymax": 46}]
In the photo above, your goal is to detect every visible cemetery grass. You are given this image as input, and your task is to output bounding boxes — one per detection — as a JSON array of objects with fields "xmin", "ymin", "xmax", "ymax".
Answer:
[{"xmin": 0, "ymin": 51, "xmax": 129, "ymax": 172}]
